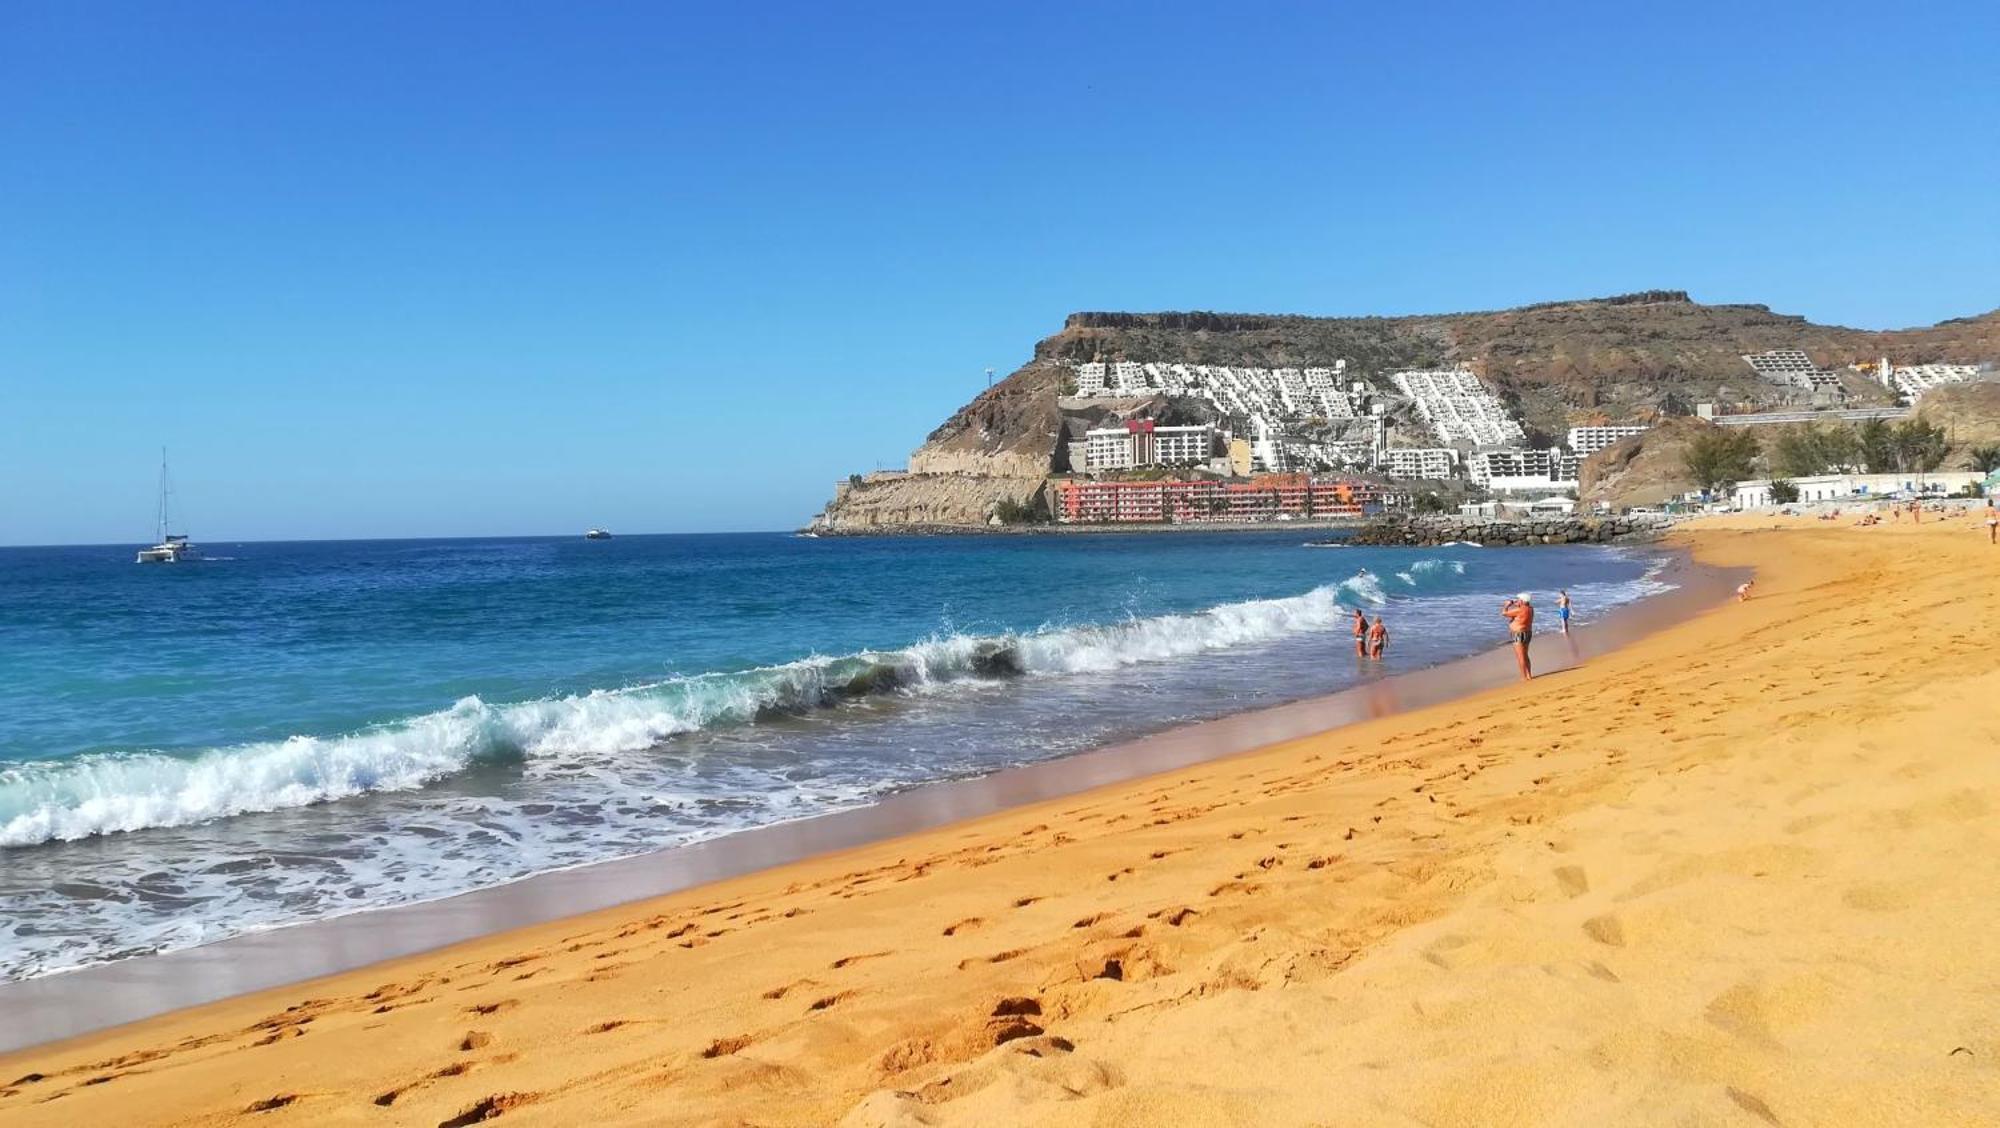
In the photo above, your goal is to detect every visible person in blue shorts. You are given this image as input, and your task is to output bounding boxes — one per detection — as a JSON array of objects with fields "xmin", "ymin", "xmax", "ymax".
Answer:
[{"xmin": 1556, "ymin": 589, "xmax": 1572, "ymax": 635}]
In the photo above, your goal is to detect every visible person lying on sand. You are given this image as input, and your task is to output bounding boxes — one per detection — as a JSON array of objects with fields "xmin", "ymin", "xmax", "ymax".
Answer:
[{"xmin": 1501, "ymin": 594, "xmax": 1534, "ymax": 680}]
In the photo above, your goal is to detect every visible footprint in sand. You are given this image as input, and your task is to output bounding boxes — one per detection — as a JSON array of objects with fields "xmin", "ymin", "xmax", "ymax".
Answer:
[
  {"xmin": 701, "ymin": 1035, "xmax": 753, "ymax": 1059},
  {"xmin": 1582, "ymin": 914, "xmax": 1626, "ymax": 947},
  {"xmin": 1553, "ymin": 865, "xmax": 1590, "ymax": 898}
]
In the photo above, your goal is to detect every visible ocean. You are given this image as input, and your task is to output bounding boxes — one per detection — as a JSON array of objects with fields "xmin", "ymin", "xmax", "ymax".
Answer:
[{"xmin": 0, "ymin": 531, "xmax": 1670, "ymax": 980}]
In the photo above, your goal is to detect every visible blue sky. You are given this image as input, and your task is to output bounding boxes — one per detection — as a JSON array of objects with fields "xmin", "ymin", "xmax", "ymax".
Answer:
[{"xmin": 4, "ymin": 1, "xmax": 1995, "ymax": 544}]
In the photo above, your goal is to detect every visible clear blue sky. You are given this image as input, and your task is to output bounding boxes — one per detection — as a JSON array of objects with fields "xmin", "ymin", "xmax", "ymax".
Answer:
[{"xmin": 4, "ymin": 1, "xmax": 1995, "ymax": 544}]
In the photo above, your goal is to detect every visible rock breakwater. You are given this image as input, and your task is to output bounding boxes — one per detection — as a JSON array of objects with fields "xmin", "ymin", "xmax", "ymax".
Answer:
[{"xmin": 1338, "ymin": 514, "xmax": 1678, "ymax": 547}]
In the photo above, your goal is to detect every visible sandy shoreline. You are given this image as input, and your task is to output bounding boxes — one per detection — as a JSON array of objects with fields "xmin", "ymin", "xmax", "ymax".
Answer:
[
  {"xmin": 0, "ymin": 544, "xmax": 1721, "ymax": 1055},
  {"xmin": 4, "ymin": 517, "xmax": 1997, "ymax": 1125}
]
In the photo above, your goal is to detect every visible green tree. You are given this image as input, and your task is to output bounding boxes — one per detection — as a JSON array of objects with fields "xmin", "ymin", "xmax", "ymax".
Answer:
[
  {"xmin": 1769, "ymin": 479, "xmax": 1801, "ymax": 504},
  {"xmin": 1770, "ymin": 425, "xmax": 1828, "ymax": 477},
  {"xmin": 1856, "ymin": 418, "xmax": 1896, "ymax": 473},
  {"xmin": 1413, "ymin": 491, "xmax": 1449, "ymax": 514},
  {"xmin": 1966, "ymin": 445, "xmax": 2000, "ymax": 473},
  {"xmin": 1890, "ymin": 419, "xmax": 1948, "ymax": 475},
  {"xmin": 1681, "ymin": 428, "xmax": 1760, "ymax": 496}
]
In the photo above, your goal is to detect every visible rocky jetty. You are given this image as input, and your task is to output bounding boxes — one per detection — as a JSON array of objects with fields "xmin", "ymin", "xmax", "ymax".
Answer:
[{"xmin": 1338, "ymin": 514, "xmax": 1678, "ymax": 547}]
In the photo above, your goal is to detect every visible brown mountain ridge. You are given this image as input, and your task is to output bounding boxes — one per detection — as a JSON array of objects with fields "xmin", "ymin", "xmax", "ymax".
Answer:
[{"xmin": 814, "ymin": 292, "xmax": 2000, "ymax": 530}]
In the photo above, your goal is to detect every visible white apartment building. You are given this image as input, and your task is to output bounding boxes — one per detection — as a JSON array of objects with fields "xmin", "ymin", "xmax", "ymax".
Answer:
[
  {"xmin": 1467, "ymin": 447, "xmax": 1579, "ymax": 493},
  {"xmin": 1381, "ymin": 447, "xmax": 1458, "ymax": 480},
  {"xmin": 1083, "ymin": 423, "xmax": 1215, "ymax": 472},
  {"xmin": 1084, "ymin": 427, "xmax": 1139, "ymax": 471},
  {"xmin": 1566, "ymin": 425, "xmax": 1649, "ymax": 458},
  {"xmin": 1151, "ymin": 424, "xmax": 1214, "ymax": 466}
]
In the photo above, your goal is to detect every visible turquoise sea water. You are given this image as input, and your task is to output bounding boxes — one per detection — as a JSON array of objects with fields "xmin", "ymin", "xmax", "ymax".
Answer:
[{"xmin": 0, "ymin": 531, "xmax": 1666, "ymax": 978}]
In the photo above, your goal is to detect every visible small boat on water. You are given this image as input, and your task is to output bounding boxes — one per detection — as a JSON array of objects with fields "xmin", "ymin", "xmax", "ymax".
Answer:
[
  {"xmin": 584, "ymin": 528, "xmax": 612, "ymax": 540},
  {"xmin": 136, "ymin": 452, "xmax": 201, "ymax": 564}
]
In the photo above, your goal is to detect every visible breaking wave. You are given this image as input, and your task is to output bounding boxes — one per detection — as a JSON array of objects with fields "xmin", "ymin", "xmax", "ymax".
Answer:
[{"xmin": 1, "ymin": 570, "xmax": 1436, "ymax": 848}]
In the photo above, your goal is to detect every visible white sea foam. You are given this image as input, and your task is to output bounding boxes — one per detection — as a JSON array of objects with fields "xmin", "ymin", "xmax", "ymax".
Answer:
[{"xmin": 0, "ymin": 570, "xmax": 1430, "ymax": 848}]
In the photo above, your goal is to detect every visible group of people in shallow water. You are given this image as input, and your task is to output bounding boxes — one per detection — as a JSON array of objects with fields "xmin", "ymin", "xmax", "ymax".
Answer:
[{"xmin": 1348, "ymin": 585, "xmax": 1575, "ymax": 682}]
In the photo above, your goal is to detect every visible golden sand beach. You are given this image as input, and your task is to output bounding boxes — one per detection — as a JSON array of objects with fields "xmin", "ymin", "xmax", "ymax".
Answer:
[{"xmin": 3, "ymin": 516, "xmax": 1997, "ymax": 1126}]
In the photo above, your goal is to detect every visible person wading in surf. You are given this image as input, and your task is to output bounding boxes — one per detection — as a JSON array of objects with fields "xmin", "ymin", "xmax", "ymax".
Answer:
[{"xmin": 1351, "ymin": 607, "xmax": 1369, "ymax": 658}]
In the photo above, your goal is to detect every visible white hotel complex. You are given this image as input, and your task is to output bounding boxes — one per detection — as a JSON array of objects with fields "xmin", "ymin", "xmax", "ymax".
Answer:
[
  {"xmin": 1380, "ymin": 447, "xmax": 1457, "ymax": 480},
  {"xmin": 1082, "ymin": 421, "xmax": 1216, "ymax": 472},
  {"xmin": 1566, "ymin": 425, "xmax": 1650, "ymax": 458}
]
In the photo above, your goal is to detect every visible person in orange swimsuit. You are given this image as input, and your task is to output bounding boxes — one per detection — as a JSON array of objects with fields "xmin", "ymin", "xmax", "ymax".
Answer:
[
  {"xmin": 1367, "ymin": 616, "xmax": 1387, "ymax": 660},
  {"xmin": 1501, "ymin": 593, "xmax": 1534, "ymax": 680},
  {"xmin": 1350, "ymin": 607, "xmax": 1369, "ymax": 657}
]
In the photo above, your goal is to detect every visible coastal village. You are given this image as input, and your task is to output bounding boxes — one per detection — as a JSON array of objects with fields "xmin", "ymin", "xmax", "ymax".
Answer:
[{"xmin": 815, "ymin": 309, "xmax": 2000, "ymax": 532}]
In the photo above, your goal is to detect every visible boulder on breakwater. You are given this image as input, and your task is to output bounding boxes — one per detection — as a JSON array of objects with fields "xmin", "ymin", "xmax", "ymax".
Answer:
[{"xmin": 1334, "ymin": 514, "xmax": 1678, "ymax": 548}]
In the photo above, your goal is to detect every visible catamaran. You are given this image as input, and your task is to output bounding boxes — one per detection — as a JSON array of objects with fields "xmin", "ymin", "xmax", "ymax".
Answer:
[{"xmin": 136, "ymin": 452, "xmax": 201, "ymax": 564}]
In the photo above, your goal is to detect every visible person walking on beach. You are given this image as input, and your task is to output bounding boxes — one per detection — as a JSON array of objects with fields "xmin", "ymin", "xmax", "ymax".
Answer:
[
  {"xmin": 1985, "ymin": 503, "xmax": 1997, "ymax": 544},
  {"xmin": 1501, "ymin": 594, "xmax": 1534, "ymax": 681},
  {"xmin": 1351, "ymin": 607, "xmax": 1369, "ymax": 657},
  {"xmin": 1367, "ymin": 616, "xmax": 1388, "ymax": 660},
  {"xmin": 1556, "ymin": 589, "xmax": 1573, "ymax": 635}
]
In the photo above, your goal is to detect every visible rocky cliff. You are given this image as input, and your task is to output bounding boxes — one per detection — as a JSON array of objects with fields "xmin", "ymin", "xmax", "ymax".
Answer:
[
  {"xmin": 813, "ymin": 293, "xmax": 2000, "ymax": 530},
  {"xmin": 1578, "ymin": 417, "xmax": 1720, "ymax": 510}
]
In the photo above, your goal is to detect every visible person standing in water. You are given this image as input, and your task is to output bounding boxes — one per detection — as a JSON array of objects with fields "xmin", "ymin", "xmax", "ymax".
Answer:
[
  {"xmin": 1556, "ymin": 589, "xmax": 1573, "ymax": 635},
  {"xmin": 1501, "ymin": 593, "xmax": 1534, "ymax": 681},
  {"xmin": 1350, "ymin": 607, "xmax": 1369, "ymax": 658},
  {"xmin": 1367, "ymin": 616, "xmax": 1388, "ymax": 660}
]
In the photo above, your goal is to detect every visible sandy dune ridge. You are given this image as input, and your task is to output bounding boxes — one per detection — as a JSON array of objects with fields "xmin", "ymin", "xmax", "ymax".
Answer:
[{"xmin": 2, "ymin": 516, "xmax": 1996, "ymax": 1126}]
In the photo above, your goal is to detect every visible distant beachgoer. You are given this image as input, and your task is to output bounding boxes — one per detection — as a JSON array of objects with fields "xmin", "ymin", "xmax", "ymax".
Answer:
[
  {"xmin": 1501, "ymin": 593, "xmax": 1534, "ymax": 681},
  {"xmin": 1556, "ymin": 589, "xmax": 1572, "ymax": 635},
  {"xmin": 1985, "ymin": 506, "xmax": 1997, "ymax": 544},
  {"xmin": 1351, "ymin": 607, "xmax": 1369, "ymax": 657},
  {"xmin": 1367, "ymin": 616, "xmax": 1387, "ymax": 660},
  {"xmin": 1737, "ymin": 580, "xmax": 1754, "ymax": 602}
]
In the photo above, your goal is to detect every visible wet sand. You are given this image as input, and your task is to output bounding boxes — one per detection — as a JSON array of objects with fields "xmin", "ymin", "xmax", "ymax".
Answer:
[{"xmin": 4, "ymin": 517, "xmax": 1996, "ymax": 1125}]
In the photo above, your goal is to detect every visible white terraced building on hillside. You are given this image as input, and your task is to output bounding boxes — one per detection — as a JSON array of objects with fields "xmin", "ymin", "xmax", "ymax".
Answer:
[
  {"xmin": 1387, "ymin": 369, "xmax": 1527, "ymax": 446},
  {"xmin": 1742, "ymin": 348, "xmax": 1843, "ymax": 393},
  {"xmin": 1879, "ymin": 359, "xmax": 1983, "ymax": 399},
  {"xmin": 1566, "ymin": 425, "xmax": 1650, "ymax": 458},
  {"xmin": 1069, "ymin": 361, "xmax": 1358, "ymax": 420},
  {"xmin": 1069, "ymin": 360, "xmax": 1370, "ymax": 473}
]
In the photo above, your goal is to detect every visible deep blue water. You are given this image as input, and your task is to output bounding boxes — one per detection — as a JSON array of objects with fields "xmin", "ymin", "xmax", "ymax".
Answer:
[{"xmin": 0, "ymin": 531, "xmax": 1667, "ymax": 978}]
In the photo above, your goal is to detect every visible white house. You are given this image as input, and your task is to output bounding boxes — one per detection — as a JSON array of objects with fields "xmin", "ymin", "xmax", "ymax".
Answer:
[{"xmin": 1733, "ymin": 471, "xmax": 1984, "ymax": 508}]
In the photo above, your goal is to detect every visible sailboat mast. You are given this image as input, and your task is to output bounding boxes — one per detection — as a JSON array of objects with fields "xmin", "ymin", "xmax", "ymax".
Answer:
[{"xmin": 157, "ymin": 448, "xmax": 169, "ymax": 543}]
